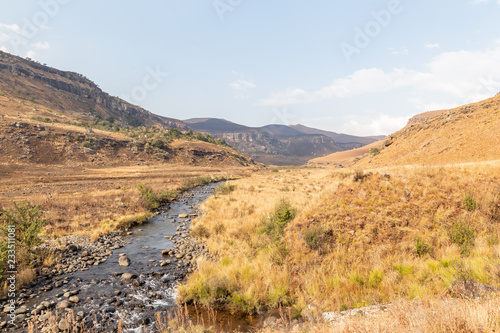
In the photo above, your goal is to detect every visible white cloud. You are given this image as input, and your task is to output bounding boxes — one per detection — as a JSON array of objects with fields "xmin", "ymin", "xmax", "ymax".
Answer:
[
  {"xmin": 33, "ymin": 41, "xmax": 50, "ymax": 49},
  {"xmin": 25, "ymin": 50, "xmax": 36, "ymax": 59},
  {"xmin": 339, "ymin": 113, "xmax": 409, "ymax": 137},
  {"xmin": 229, "ymin": 79, "xmax": 256, "ymax": 99},
  {"xmin": 425, "ymin": 43, "xmax": 440, "ymax": 49},
  {"xmin": 0, "ymin": 23, "xmax": 22, "ymax": 35},
  {"xmin": 0, "ymin": 46, "xmax": 7, "ymax": 52},
  {"xmin": 389, "ymin": 46, "xmax": 409, "ymax": 56},
  {"xmin": 258, "ymin": 45, "xmax": 500, "ymax": 108}
]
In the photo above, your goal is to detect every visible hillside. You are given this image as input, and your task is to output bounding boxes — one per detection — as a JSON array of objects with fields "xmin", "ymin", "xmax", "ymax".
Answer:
[
  {"xmin": 0, "ymin": 50, "xmax": 186, "ymax": 129},
  {"xmin": 184, "ymin": 118, "xmax": 380, "ymax": 166},
  {"xmin": 310, "ymin": 95, "xmax": 500, "ymax": 167},
  {"xmin": 0, "ymin": 51, "xmax": 254, "ymax": 238},
  {"xmin": 290, "ymin": 124, "xmax": 384, "ymax": 149},
  {"xmin": 354, "ymin": 96, "xmax": 500, "ymax": 168}
]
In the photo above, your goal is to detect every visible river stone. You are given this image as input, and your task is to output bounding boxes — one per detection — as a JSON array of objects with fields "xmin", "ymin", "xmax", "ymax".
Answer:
[
  {"xmin": 81, "ymin": 250, "xmax": 89, "ymax": 257},
  {"xmin": 14, "ymin": 314, "xmax": 26, "ymax": 323},
  {"xmin": 56, "ymin": 301, "xmax": 71, "ymax": 310},
  {"xmin": 66, "ymin": 244, "xmax": 78, "ymax": 252},
  {"xmin": 14, "ymin": 306, "xmax": 28, "ymax": 314},
  {"xmin": 121, "ymin": 273, "xmax": 137, "ymax": 281},
  {"xmin": 118, "ymin": 255, "xmax": 131, "ymax": 267},
  {"xmin": 178, "ymin": 214, "xmax": 188, "ymax": 218},
  {"xmin": 69, "ymin": 296, "xmax": 79, "ymax": 304},
  {"xmin": 58, "ymin": 319, "xmax": 68, "ymax": 331},
  {"xmin": 161, "ymin": 249, "xmax": 169, "ymax": 255}
]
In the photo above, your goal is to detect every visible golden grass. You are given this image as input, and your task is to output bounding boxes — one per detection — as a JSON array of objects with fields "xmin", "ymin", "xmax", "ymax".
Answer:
[
  {"xmin": 311, "ymin": 95, "xmax": 500, "ymax": 168},
  {"xmin": 257, "ymin": 297, "xmax": 500, "ymax": 333},
  {"xmin": 0, "ymin": 163, "xmax": 252, "ymax": 237},
  {"xmin": 179, "ymin": 163, "xmax": 500, "ymax": 316}
]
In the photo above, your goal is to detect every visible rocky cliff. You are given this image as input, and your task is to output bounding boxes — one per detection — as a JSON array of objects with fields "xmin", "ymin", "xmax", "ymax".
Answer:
[{"xmin": 0, "ymin": 51, "xmax": 186, "ymax": 129}]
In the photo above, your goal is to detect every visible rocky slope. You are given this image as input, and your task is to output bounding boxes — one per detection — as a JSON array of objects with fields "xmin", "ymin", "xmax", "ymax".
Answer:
[{"xmin": 0, "ymin": 50, "xmax": 186, "ymax": 129}]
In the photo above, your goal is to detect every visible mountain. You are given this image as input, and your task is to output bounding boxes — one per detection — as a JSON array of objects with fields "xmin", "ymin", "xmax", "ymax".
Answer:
[
  {"xmin": 183, "ymin": 118, "xmax": 380, "ymax": 166},
  {"xmin": 310, "ymin": 95, "xmax": 500, "ymax": 167},
  {"xmin": 290, "ymin": 124, "xmax": 384, "ymax": 150},
  {"xmin": 0, "ymin": 51, "xmax": 251, "ymax": 168},
  {"xmin": 0, "ymin": 50, "xmax": 187, "ymax": 130},
  {"xmin": 184, "ymin": 118, "xmax": 249, "ymax": 133}
]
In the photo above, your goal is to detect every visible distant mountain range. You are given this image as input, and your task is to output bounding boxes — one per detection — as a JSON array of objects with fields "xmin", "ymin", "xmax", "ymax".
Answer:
[{"xmin": 184, "ymin": 118, "xmax": 384, "ymax": 165}]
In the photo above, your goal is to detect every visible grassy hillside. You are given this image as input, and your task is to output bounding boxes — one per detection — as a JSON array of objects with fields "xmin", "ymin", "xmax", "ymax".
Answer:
[
  {"xmin": 178, "ymin": 163, "xmax": 500, "ymax": 319},
  {"xmin": 311, "ymin": 95, "xmax": 500, "ymax": 168}
]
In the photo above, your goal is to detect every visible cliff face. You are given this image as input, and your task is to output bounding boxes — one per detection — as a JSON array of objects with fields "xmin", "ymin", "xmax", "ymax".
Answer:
[
  {"xmin": 0, "ymin": 51, "xmax": 186, "ymax": 129},
  {"xmin": 221, "ymin": 129, "xmax": 343, "ymax": 162}
]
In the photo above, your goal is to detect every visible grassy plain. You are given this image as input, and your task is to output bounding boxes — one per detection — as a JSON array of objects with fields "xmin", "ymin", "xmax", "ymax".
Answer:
[{"xmin": 0, "ymin": 163, "xmax": 252, "ymax": 237}]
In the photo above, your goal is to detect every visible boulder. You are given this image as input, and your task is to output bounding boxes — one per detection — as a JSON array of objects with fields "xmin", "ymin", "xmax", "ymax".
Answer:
[
  {"xmin": 56, "ymin": 301, "xmax": 71, "ymax": 310},
  {"xmin": 69, "ymin": 296, "xmax": 79, "ymax": 304},
  {"xmin": 118, "ymin": 255, "xmax": 130, "ymax": 267},
  {"xmin": 121, "ymin": 273, "xmax": 137, "ymax": 281}
]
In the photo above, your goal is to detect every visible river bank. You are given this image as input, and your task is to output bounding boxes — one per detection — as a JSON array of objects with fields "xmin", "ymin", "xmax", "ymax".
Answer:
[{"xmin": 0, "ymin": 183, "xmax": 231, "ymax": 332}]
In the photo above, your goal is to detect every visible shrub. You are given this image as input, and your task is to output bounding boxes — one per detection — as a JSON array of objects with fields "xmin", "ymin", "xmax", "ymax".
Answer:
[
  {"xmin": 303, "ymin": 226, "xmax": 323, "ymax": 250},
  {"xmin": 152, "ymin": 139, "xmax": 165, "ymax": 149},
  {"xmin": 137, "ymin": 184, "xmax": 177, "ymax": 210},
  {"xmin": 415, "ymin": 237, "xmax": 433, "ymax": 257},
  {"xmin": 368, "ymin": 269, "xmax": 384, "ymax": 288},
  {"xmin": 216, "ymin": 184, "xmax": 236, "ymax": 196},
  {"xmin": 260, "ymin": 200, "xmax": 296, "ymax": 240},
  {"xmin": 137, "ymin": 184, "xmax": 160, "ymax": 210},
  {"xmin": 353, "ymin": 169, "xmax": 365, "ymax": 182},
  {"xmin": 0, "ymin": 202, "xmax": 49, "ymax": 280},
  {"xmin": 448, "ymin": 221, "xmax": 475, "ymax": 256},
  {"xmin": 369, "ymin": 147, "xmax": 381, "ymax": 156},
  {"xmin": 463, "ymin": 194, "xmax": 477, "ymax": 212}
]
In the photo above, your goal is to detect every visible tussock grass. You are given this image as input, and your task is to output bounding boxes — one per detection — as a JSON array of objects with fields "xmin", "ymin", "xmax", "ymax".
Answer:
[{"xmin": 179, "ymin": 163, "xmax": 500, "ymax": 316}]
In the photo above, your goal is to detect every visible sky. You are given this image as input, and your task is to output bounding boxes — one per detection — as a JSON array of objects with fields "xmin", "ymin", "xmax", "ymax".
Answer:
[{"xmin": 1, "ymin": 0, "xmax": 500, "ymax": 136}]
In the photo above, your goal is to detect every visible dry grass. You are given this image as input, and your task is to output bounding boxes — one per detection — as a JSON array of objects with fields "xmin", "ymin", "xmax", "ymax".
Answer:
[
  {"xmin": 179, "ymin": 163, "xmax": 500, "ymax": 316},
  {"xmin": 0, "ymin": 163, "xmax": 252, "ymax": 237},
  {"xmin": 257, "ymin": 297, "xmax": 500, "ymax": 332}
]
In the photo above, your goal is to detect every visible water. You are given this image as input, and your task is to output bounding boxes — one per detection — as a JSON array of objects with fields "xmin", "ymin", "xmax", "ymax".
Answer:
[{"xmin": 2, "ymin": 182, "xmax": 265, "ymax": 332}]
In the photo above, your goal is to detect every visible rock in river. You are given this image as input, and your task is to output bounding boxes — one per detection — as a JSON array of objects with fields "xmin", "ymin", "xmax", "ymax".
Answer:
[{"xmin": 118, "ymin": 255, "xmax": 131, "ymax": 267}]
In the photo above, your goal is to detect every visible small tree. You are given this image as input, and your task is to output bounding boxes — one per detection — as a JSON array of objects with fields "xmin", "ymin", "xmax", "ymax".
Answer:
[{"xmin": 0, "ymin": 202, "xmax": 49, "ymax": 280}]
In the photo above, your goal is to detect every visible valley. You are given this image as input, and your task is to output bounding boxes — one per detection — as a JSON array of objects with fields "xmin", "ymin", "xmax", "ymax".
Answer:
[{"xmin": 0, "ymin": 50, "xmax": 499, "ymax": 332}]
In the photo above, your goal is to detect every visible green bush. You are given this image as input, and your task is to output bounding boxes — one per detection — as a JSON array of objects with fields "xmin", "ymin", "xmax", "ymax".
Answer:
[
  {"xmin": 448, "ymin": 221, "xmax": 475, "ymax": 256},
  {"xmin": 152, "ymin": 139, "xmax": 166, "ymax": 150},
  {"xmin": 463, "ymin": 194, "xmax": 478, "ymax": 212},
  {"xmin": 369, "ymin": 147, "xmax": 381, "ymax": 156},
  {"xmin": 260, "ymin": 199, "xmax": 296, "ymax": 239},
  {"xmin": 0, "ymin": 202, "xmax": 49, "ymax": 280},
  {"xmin": 415, "ymin": 237, "xmax": 433, "ymax": 257},
  {"xmin": 137, "ymin": 184, "xmax": 178, "ymax": 211},
  {"xmin": 137, "ymin": 184, "xmax": 159, "ymax": 210}
]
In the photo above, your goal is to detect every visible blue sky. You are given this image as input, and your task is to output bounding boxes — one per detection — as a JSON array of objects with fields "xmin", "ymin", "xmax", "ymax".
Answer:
[{"xmin": 1, "ymin": 0, "xmax": 500, "ymax": 136}]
